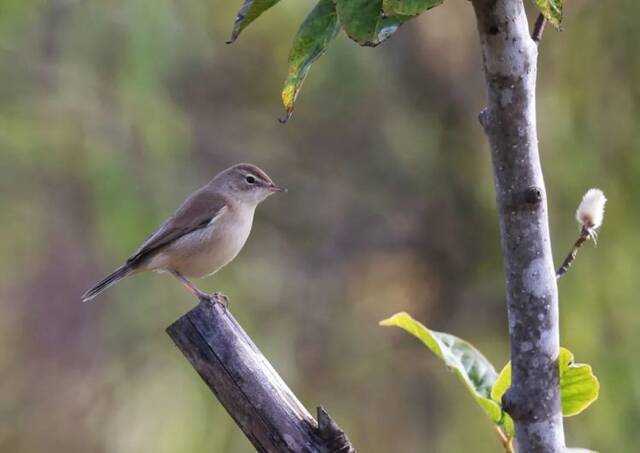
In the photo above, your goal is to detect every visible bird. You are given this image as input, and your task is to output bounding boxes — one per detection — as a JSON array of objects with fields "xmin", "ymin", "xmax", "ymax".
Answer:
[{"xmin": 82, "ymin": 163, "xmax": 285, "ymax": 305}]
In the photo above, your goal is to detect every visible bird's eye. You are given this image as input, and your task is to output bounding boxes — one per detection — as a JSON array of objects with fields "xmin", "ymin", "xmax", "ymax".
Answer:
[{"xmin": 245, "ymin": 175, "xmax": 256, "ymax": 184}]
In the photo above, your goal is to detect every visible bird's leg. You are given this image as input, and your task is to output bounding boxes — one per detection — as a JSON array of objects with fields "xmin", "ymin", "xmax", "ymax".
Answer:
[{"xmin": 171, "ymin": 271, "xmax": 220, "ymax": 308}]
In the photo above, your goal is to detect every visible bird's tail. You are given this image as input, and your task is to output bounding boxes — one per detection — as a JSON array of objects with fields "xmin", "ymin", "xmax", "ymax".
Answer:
[{"xmin": 82, "ymin": 264, "xmax": 132, "ymax": 302}]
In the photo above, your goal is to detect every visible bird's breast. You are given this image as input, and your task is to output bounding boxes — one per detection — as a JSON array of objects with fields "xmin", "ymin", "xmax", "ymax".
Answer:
[{"xmin": 150, "ymin": 206, "xmax": 255, "ymax": 278}]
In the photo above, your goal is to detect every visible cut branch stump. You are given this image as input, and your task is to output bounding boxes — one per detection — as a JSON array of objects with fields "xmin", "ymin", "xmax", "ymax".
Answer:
[{"xmin": 167, "ymin": 301, "xmax": 355, "ymax": 453}]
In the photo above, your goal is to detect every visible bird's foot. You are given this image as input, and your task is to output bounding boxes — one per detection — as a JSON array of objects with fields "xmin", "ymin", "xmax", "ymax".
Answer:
[
  {"xmin": 197, "ymin": 291, "xmax": 229, "ymax": 312},
  {"xmin": 212, "ymin": 292, "xmax": 230, "ymax": 312}
]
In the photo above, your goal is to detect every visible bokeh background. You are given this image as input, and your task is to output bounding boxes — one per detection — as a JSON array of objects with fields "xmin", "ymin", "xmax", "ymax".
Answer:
[{"xmin": 1, "ymin": 0, "xmax": 637, "ymax": 451}]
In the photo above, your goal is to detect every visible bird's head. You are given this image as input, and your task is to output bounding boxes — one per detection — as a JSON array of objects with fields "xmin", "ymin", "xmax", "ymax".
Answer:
[{"xmin": 215, "ymin": 163, "xmax": 286, "ymax": 206}]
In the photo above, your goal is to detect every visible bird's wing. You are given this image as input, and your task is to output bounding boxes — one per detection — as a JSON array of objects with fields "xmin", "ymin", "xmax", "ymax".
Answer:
[{"xmin": 126, "ymin": 189, "xmax": 229, "ymax": 267}]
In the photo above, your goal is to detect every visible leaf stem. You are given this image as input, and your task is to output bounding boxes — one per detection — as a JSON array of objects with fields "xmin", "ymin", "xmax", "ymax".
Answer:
[
  {"xmin": 495, "ymin": 426, "xmax": 514, "ymax": 453},
  {"xmin": 532, "ymin": 13, "xmax": 546, "ymax": 44}
]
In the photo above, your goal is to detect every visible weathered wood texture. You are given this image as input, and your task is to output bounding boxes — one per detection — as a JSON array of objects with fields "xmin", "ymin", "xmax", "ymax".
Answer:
[
  {"xmin": 167, "ymin": 301, "xmax": 354, "ymax": 453},
  {"xmin": 471, "ymin": 0, "xmax": 565, "ymax": 451}
]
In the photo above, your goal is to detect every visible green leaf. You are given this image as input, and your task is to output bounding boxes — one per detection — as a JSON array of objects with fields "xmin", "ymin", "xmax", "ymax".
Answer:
[
  {"xmin": 491, "ymin": 348, "xmax": 599, "ymax": 418},
  {"xmin": 380, "ymin": 312, "xmax": 504, "ymax": 425},
  {"xmin": 280, "ymin": 0, "xmax": 341, "ymax": 122},
  {"xmin": 382, "ymin": 0, "xmax": 443, "ymax": 17},
  {"xmin": 565, "ymin": 449, "xmax": 599, "ymax": 453},
  {"xmin": 531, "ymin": 0, "xmax": 563, "ymax": 28},
  {"xmin": 228, "ymin": 0, "xmax": 282, "ymax": 43},
  {"xmin": 336, "ymin": 0, "xmax": 410, "ymax": 47}
]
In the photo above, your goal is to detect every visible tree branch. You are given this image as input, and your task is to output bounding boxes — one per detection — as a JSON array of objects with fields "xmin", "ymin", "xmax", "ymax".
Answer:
[
  {"xmin": 470, "ymin": 0, "xmax": 565, "ymax": 451},
  {"xmin": 167, "ymin": 301, "xmax": 355, "ymax": 453}
]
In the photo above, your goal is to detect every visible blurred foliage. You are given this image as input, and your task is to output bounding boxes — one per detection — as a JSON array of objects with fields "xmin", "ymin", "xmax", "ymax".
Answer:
[{"xmin": 0, "ymin": 0, "xmax": 638, "ymax": 452}]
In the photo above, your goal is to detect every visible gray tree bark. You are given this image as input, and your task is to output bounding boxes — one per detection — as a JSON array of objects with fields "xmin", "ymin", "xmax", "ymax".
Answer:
[
  {"xmin": 167, "ymin": 301, "xmax": 355, "ymax": 453},
  {"xmin": 470, "ymin": 0, "xmax": 566, "ymax": 451}
]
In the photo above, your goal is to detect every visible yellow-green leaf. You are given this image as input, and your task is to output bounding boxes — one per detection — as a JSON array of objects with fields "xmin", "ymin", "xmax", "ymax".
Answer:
[
  {"xmin": 280, "ymin": 0, "xmax": 340, "ymax": 122},
  {"xmin": 382, "ymin": 0, "xmax": 443, "ymax": 17},
  {"xmin": 228, "ymin": 0, "xmax": 282, "ymax": 43},
  {"xmin": 531, "ymin": 0, "xmax": 563, "ymax": 28},
  {"xmin": 491, "ymin": 362, "xmax": 511, "ymax": 403},
  {"xmin": 490, "ymin": 363, "xmax": 515, "ymax": 436},
  {"xmin": 559, "ymin": 348, "xmax": 600, "ymax": 416},
  {"xmin": 380, "ymin": 312, "xmax": 504, "ymax": 425}
]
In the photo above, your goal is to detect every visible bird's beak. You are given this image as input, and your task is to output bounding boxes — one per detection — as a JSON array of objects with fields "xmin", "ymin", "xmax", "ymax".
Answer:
[{"xmin": 268, "ymin": 184, "xmax": 287, "ymax": 193}]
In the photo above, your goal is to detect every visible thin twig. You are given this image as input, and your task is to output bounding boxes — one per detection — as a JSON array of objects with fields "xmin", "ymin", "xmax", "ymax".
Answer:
[
  {"xmin": 532, "ymin": 13, "xmax": 547, "ymax": 43},
  {"xmin": 556, "ymin": 227, "xmax": 593, "ymax": 279}
]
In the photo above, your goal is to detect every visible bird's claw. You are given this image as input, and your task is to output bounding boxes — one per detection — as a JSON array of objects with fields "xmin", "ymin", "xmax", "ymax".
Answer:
[
  {"xmin": 198, "ymin": 292, "xmax": 229, "ymax": 312},
  {"xmin": 213, "ymin": 292, "xmax": 230, "ymax": 312},
  {"xmin": 195, "ymin": 290, "xmax": 230, "ymax": 313}
]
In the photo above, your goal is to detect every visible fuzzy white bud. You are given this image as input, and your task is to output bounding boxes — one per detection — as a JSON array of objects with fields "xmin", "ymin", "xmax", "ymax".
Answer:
[{"xmin": 576, "ymin": 188, "xmax": 607, "ymax": 230}]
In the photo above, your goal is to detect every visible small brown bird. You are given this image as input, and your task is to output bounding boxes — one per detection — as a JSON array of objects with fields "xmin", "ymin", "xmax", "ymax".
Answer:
[{"xmin": 82, "ymin": 163, "xmax": 285, "ymax": 304}]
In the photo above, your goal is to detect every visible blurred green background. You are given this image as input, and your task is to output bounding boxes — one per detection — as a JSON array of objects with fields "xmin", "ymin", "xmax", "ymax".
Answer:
[{"xmin": 0, "ymin": 0, "xmax": 637, "ymax": 451}]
